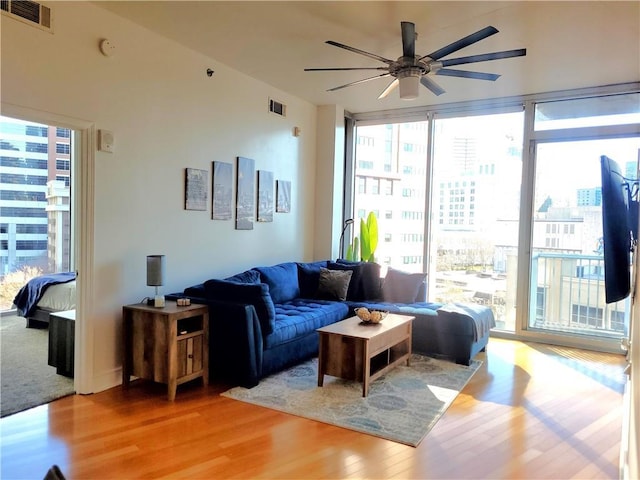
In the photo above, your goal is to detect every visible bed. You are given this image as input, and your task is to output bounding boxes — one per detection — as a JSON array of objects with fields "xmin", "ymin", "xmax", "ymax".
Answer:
[{"xmin": 12, "ymin": 272, "xmax": 76, "ymax": 328}]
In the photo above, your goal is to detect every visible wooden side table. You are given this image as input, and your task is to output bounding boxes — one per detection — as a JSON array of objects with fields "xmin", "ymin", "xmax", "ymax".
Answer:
[
  {"xmin": 48, "ymin": 309, "xmax": 76, "ymax": 377},
  {"xmin": 122, "ymin": 301, "xmax": 209, "ymax": 400}
]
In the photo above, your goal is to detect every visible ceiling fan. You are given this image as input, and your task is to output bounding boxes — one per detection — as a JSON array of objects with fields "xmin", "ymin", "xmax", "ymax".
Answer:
[{"xmin": 305, "ymin": 22, "xmax": 526, "ymax": 100}]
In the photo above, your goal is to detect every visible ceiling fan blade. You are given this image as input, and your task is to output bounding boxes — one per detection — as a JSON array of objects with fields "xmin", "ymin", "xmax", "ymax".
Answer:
[
  {"xmin": 401, "ymin": 21, "xmax": 416, "ymax": 58},
  {"xmin": 378, "ymin": 78, "xmax": 399, "ymax": 99},
  {"xmin": 327, "ymin": 73, "xmax": 392, "ymax": 92},
  {"xmin": 440, "ymin": 49, "xmax": 527, "ymax": 67},
  {"xmin": 326, "ymin": 40, "xmax": 394, "ymax": 65},
  {"xmin": 305, "ymin": 67, "xmax": 389, "ymax": 71},
  {"xmin": 420, "ymin": 26, "xmax": 499, "ymax": 61},
  {"xmin": 420, "ymin": 76, "xmax": 445, "ymax": 96},
  {"xmin": 435, "ymin": 68, "xmax": 501, "ymax": 81}
]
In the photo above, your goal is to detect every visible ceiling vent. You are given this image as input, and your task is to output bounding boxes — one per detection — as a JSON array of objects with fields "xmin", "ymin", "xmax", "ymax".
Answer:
[
  {"xmin": 1, "ymin": 0, "xmax": 53, "ymax": 33},
  {"xmin": 269, "ymin": 98, "xmax": 286, "ymax": 117}
]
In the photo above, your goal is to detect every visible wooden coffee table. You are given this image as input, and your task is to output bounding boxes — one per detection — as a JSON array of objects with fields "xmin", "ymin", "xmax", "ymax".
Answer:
[{"xmin": 317, "ymin": 313, "xmax": 414, "ymax": 397}]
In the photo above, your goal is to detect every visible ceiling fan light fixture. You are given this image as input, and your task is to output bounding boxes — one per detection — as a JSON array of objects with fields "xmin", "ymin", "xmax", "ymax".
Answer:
[{"xmin": 399, "ymin": 75, "xmax": 419, "ymax": 100}]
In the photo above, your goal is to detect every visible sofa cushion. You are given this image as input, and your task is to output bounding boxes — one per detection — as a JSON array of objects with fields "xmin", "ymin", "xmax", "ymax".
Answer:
[
  {"xmin": 297, "ymin": 261, "xmax": 328, "ymax": 298},
  {"xmin": 204, "ymin": 278, "xmax": 276, "ymax": 335},
  {"xmin": 225, "ymin": 269, "xmax": 261, "ymax": 284},
  {"xmin": 346, "ymin": 300, "xmax": 441, "ymax": 318},
  {"xmin": 331, "ymin": 260, "xmax": 382, "ymax": 300},
  {"xmin": 316, "ymin": 267, "xmax": 352, "ymax": 301},
  {"xmin": 265, "ymin": 299, "xmax": 349, "ymax": 348},
  {"xmin": 254, "ymin": 262, "xmax": 300, "ymax": 304},
  {"xmin": 381, "ymin": 267, "xmax": 427, "ymax": 303}
]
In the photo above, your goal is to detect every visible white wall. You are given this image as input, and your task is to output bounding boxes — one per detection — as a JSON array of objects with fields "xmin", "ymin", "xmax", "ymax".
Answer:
[{"xmin": 1, "ymin": 2, "xmax": 322, "ymax": 391}]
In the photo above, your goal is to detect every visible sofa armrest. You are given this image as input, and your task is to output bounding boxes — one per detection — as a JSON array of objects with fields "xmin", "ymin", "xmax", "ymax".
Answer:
[
  {"xmin": 203, "ymin": 279, "xmax": 276, "ymax": 336},
  {"xmin": 189, "ymin": 298, "xmax": 264, "ymax": 388}
]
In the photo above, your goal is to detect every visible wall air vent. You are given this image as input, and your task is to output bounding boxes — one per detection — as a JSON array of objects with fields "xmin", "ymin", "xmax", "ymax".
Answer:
[
  {"xmin": 1, "ymin": 0, "xmax": 53, "ymax": 33},
  {"xmin": 269, "ymin": 98, "xmax": 286, "ymax": 117}
]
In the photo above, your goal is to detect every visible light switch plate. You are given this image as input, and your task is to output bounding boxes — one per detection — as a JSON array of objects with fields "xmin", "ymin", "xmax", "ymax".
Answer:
[{"xmin": 98, "ymin": 129, "xmax": 114, "ymax": 153}]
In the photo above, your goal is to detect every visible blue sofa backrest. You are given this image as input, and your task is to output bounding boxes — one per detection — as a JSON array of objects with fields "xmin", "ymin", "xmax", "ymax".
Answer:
[{"xmin": 253, "ymin": 262, "xmax": 300, "ymax": 304}]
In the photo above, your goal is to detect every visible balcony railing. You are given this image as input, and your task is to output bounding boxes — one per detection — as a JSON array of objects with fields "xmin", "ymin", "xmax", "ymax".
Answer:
[{"xmin": 530, "ymin": 252, "xmax": 629, "ymax": 339}]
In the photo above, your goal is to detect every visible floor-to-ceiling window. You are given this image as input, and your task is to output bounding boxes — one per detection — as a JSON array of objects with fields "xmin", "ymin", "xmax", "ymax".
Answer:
[
  {"xmin": 352, "ymin": 122, "xmax": 428, "ymax": 274},
  {"xmin": 349, "ymin": 84, "xmax": 639, "ymax": 352},
  {"xmin": 429, "ymin": 111, "xmax": 524, "ymax": 331}
]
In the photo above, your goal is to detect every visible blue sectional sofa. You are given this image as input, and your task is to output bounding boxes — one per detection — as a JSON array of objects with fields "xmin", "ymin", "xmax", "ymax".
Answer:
[{"xmin": 170, "ymin": 260, "xmax": 495, "ymax": 388}]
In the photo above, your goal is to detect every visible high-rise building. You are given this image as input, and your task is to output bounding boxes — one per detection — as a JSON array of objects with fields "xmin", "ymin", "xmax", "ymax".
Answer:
[
  {"xmin": 577, "ymin": 187, "xmax": 602, "ymax": 206},
  {"xmin": 0, "ymin": 116, "xmax": 71, "ymax": 276}
]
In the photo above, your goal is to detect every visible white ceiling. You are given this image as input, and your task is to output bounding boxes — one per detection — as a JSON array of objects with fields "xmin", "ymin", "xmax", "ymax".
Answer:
[{"xmin": 95, "ymin": 1, "xmax": 640, "ymax": 114}]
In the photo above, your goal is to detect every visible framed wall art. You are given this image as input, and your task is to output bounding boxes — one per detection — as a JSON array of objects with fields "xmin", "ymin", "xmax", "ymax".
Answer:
[
  {"xmin": 212, "ymin": 161, "xmax": 233, "ymax": 220},
  {"xmin": 235, "ymin": 156, "xmax": 255, "ymax": 230},
  {"xmin": 184, "ymin": 168, "xmax": 208, "ymax": 211},
  {"xmin": 257, "ymin": 170, "xmax": 274, "ymax": 222},
  {"xmin": 276, "ymin": 180, "xmax": 291, "ymax": 213}
]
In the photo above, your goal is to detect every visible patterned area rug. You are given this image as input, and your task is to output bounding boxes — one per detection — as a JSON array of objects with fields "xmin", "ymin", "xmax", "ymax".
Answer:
[{"xmin": 222, "ymin": 354, "xmax": 481, "ymax": 446}]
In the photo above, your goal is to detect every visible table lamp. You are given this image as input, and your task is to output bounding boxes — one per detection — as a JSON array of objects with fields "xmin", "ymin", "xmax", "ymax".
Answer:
[{"xmin": 147, "ymin": 255, "xmax": 166, "ymax": 307}]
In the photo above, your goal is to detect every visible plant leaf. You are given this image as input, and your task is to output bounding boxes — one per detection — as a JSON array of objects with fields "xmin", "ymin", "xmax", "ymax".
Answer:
[
  {"xmin": 353, "ymin": 237, "xmax": 360, "ymax": 263},
  {"xmin": 360, "ymin": 218, "xmax": 371, "ymax": 261},
  {"xmin": 366, "ymin": 212, "xmax": 378, "ymax": 259},
  {"xmin": 346, "ymin": 244, "xmax": 354, "ymax": 262}
]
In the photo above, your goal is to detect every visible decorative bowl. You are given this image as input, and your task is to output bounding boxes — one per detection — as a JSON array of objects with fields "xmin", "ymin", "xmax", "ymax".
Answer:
[{"xmin": 354, "ymin": 307, "xmax": 388, "ymax": 324}]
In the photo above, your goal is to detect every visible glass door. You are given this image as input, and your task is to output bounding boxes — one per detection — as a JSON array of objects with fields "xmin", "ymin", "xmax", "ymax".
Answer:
[{"xmin": 529, "ymin": 138, "xmax": 639, "ymax": 340}]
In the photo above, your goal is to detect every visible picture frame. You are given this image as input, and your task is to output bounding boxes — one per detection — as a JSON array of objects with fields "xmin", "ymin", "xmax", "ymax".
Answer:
[
  {"xmin": 184, "ymin": 168, "xmax": 208, "ymax": 211},
  {"xmin": 236, "ymin": 156, "xmax": 255, "ymax": 230},
  {"xmin": 212, "ymin": 161, "xmax": 233, "ymax": 220},
  {"xmin": 276, "ymin": 180, "xmax": 291, "ymax": 213},
  {"xmin": 257, "ymin": 170, "xmax": 274, "ymax": 222}
]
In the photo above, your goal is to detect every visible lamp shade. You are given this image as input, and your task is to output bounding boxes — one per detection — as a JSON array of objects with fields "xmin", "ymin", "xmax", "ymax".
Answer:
[
  {"xmin": 146, "ymin": 255, "xmax": 165, "ymax": 287},
  {"xmin": 399, "ymin": 75, "xmax": 419, "ymax": 100}
]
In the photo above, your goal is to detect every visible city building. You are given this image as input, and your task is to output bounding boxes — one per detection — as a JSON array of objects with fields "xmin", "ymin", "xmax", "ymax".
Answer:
[{"xmin": 0, "ymin": 116, "xmax": 71, "ymax": 276}]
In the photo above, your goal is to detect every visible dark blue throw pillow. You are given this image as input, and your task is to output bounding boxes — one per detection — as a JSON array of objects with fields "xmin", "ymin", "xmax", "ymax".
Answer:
[
  {"xmin": 297, "ymin": 261, "xmax": 328, "ymax": 298},
  {"xmin": 183, "ymin": 283, "xmax": 205, "ymax": 298},
  {"xmin": 224, "ymin": 269, "xmax": 260, "ymax": 284},
  {"xmin": 203, "ymin": 278, "xmax": 276, "ymax": 335},
  {"xmin": 333, "ymin": 260, "xmax": 382, "ymax": 300},
  {"xmin": 327, "ymin": 261, "xmax": 362, "ymax": 300}
]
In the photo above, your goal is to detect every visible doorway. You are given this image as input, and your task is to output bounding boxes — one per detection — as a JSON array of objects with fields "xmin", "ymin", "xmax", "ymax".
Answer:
[{"xmin": 1, "ymin": 102, "xmax": 95, "ymax": 400}]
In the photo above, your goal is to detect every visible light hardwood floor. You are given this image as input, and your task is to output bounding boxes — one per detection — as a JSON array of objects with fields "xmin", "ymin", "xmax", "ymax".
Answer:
[{"xmin": 0, "ymin": 338, "xmax": 626, "ymax": 479}]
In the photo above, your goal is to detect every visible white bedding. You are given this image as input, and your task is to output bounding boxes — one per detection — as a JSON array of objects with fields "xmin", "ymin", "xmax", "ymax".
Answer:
[{"xmin": 37, "ymin": 280, "xmax": 76, "ymax": 311}]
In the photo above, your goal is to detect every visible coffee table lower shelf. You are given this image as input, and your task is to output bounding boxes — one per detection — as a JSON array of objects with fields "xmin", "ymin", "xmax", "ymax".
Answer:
[{"xmin": 317, "ymin": 314, "xmax": 415, "ymax": 397}]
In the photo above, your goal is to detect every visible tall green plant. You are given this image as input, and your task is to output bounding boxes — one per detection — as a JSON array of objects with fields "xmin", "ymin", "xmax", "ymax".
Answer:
[
  {"xmin": 360, "ymin": 212, "xmax": 378, "ymax": 262},
  {"xmin": 345, "ymin": 236, "xmax": 359, "ymax": 262},
  {"xmin": 345, "ymin": 212, "xmax": 378, "ymax": 262}
]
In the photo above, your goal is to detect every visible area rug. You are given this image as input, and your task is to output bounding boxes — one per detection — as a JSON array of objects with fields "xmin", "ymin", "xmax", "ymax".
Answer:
[
  {"xmin": 222, "ymin": 354, "xmax": 481, "ymax": 446},
  {"xmin": 1, "ymin": 313, "xmax": 75, "ymax": 417}
]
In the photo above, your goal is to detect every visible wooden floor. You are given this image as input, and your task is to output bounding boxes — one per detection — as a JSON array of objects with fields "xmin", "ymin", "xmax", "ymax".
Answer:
[{"xmin": 0, "ymin": 338, "xmax": 626, "ymax": 479}]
